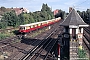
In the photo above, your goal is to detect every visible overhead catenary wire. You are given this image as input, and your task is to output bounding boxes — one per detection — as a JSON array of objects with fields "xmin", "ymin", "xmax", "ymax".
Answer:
[
  {"xmin": 76, "ymin": 0, "xmax": 88, "ymax": 7},
  {"xmin": 72, "ymin": 0, "xmax": 90, "ymax": 10}
]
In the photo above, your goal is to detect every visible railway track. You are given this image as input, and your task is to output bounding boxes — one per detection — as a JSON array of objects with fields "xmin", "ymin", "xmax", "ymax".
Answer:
[
  {"xmin": 19, "ymin": 20, "xmax": 63, "ymax": 60},
  {"xmin": 22, "ymin": 38, "xmax": 52, "ymax": 60},
  {"xmin": 29, "ymin": 38, "xmax": 57, "ymax": 60},
  {"xmin": 0, "ymin": 36, "xmax": 19, "ymax": 49},
  {"xmin": 0, "ymin": 36, "xmax": 23, "ymax": 60},
  {"xmin": 20, "ymin": 20, "xmax": 63, "ymax": 60},
  {"xmin": 20, "ymin": 20, "xmax": 62, "ymax": 60},
  {"xmin": 83, "ymin": 27, "xmax": 90, "ymax": 56},
  {"xmin": 83, "ymin": 27, "xmax": 90, "ymax": 50},
  {"xmin": 19, "ymin": 28, "xmax": 60, "ymax": 60},
  {"xmin": 0, "ymin": 20, "xmax": 63, "ymax": 60},
  {"xmin": 0, "ymin": 28, "xmax": 16, "ymax": 32}
]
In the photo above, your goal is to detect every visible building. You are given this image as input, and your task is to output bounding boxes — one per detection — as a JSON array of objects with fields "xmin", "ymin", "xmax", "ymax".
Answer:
[
  {"xmin": 12, "ymin": 7, "xmax": 29, "ymax": 15},
  {"xmin": 59, "ymin": 8, "xmax": 89, "ymax": 60},
  {"xmin": 54, "ymin": 9, "xmax": 59, "ymax": 15},
  {"xmin": 60, "ymin": 8, "xmax": 88, "ymax": 40}
]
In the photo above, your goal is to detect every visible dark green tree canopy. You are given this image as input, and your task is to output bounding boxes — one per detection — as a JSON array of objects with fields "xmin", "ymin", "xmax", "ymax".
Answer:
[
  {"xmin": 1, "ymin": 11, "xmax": 19, "ymax": 27},
  {"xmin": 77, "ymin": 9, "xmax": 90, "ymax": 24},
  {"xmin": 55, "ymin": 9, "xmax": 66, "ymax": 19}
]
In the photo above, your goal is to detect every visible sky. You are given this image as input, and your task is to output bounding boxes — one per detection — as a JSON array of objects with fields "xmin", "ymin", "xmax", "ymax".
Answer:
[{"xmin": 0, "ymin": 0, "xmax": 90, "ymax": 12}]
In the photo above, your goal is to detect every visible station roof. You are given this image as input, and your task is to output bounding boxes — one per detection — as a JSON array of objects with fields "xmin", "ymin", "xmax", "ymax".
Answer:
[{"xmin": 60, "ymin": 9, "xmax": 89, "ymax": 28}]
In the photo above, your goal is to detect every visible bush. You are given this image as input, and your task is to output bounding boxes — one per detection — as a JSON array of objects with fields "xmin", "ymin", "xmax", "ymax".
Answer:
[
  {"xmin": 0, "ymin": 22, "xmax": 7, "ymax": 29},
  {"xmin": 78, "ymin": 49, "xmax": 87, "ymax": 59},
  {"xmin": 0, "ymin": 33, "xmax": 10, "ymax": 40}
]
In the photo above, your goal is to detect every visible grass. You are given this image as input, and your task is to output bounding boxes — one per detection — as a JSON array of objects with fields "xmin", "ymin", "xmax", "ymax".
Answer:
[
  {"xmin": 0, "ymin": 31, "xmax": 15, "ymax": 40},
  {"xmin": 0, "ymin": 34, "xmax": 9, "ymax": 40},
  {"xmin": 26, "ymin": 27, "xmax": 49, "ymax": 38},
  {"xmin": 0, "ymin": 27, "xmax": 49, "ymax": 40}
]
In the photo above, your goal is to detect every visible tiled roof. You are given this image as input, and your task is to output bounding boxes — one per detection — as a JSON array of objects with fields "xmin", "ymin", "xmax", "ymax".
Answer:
[
  {"xmin": 60, "ymin": 9, "xmax": 89, "ymax": 28},
  {"xmin": 12, "ymin": 8, "xmax": 28, "ymax": 15}
]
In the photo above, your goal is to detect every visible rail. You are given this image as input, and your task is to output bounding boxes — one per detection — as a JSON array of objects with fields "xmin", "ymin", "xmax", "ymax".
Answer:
[
  {"xmin": 19, "ymin": 27, "xmax": 56, "ymax": 60},
  {"xmin": 29, "ymin": 38, "xmax": 53, "ymax": 60},
  {"xmin": 19, "ymin": 22, "xmax": 61, "ymax": 60},
  {"xmin": 43, "ymin": 39, "xmax": 57, "ymax": 60}
]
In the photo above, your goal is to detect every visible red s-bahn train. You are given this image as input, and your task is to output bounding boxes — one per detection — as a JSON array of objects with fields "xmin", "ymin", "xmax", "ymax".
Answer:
[{"xmin": 19, "ymin": 17, "xmax": 61, "ymax": 34}]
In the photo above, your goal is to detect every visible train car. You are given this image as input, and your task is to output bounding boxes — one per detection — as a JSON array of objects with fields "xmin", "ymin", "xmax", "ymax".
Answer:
[
  {"xmin": 19, "ymin": 21, "xmax": 48, "ymax": 33},
  {"xmin": 55, "ymin": 17, "xmax": 61, "ymax": 22},
  {"xmin": 19, "ymin": 17, "xmax": 61, "ymax": 34},
  {"xmin": 19, "ymin": 22, "xmax": 39, "ymax": 33}
]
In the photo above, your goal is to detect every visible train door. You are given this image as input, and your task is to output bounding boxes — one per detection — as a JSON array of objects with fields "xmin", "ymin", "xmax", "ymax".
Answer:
[
  {"xmin": 72, "ymin": 28, "xmax": 76, "ymax": 39},
  {"xmin": 38, "ymin": 23, "xmax": 41, "ymax": 28},
  {"xmin": 31, "ymin": 25, "xmax": 33, "ymax": 31}
]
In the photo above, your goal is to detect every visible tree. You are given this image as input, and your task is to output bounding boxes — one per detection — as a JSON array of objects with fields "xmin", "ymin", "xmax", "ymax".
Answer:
[
  {"xmin": 86, "ymin": 9, "xmax": 90, "ymax": 23},
  {"xmin": 78, "ymin": 9, "xmax": 90, "ymax": 24},
  {"xmin": 18, "ymin": 13, "xmax": 35, "ymax": 24},
  {"xmin": 0, "ymin": 4, "xmax": 55, "ymax": 29},
  {"xmin": 55, "ymin": 9, "xmax": 66, "ymax": 19},
  {"xmin": 41, "ymin": 3, "xmax": 54, "ymax": 20},
  {"xmin": 29, "ymin": 15, "xmax": 35, "ymax": 23},
  {"xmin": 1, "ymin": 11, "xmax": 19, "ymax": 27},
  {"xmin": 18, "ymin": 13, "xmax": 25, "ymax": 25}
]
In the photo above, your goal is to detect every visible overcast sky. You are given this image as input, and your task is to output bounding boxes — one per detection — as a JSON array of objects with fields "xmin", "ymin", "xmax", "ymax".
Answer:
[{"xmin": 0, "ymin": 0, "xmax": 90, "ymax": 12}]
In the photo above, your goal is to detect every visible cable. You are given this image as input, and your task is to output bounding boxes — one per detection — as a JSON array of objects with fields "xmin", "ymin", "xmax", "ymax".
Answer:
[
  {"xmin": 76, "ymin": 0, "xmax": 88, "ymax": 7},
  {"xmin": 74, "ymin": 0, "xmax": 89, "ymax": 10}
]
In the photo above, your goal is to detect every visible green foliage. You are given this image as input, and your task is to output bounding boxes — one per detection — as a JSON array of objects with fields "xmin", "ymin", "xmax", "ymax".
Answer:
[
  {"xmin": 18, "ymin": 3, "xmax": 54, "ymax": 24},
  {"xmin": 18, "ymin": 13, "xmax": 25, "ymax": 25},
  {"xmin": 41, "ymin": 3, "xmax": 54, "ymax": 20},
  {"xmin": 1, "ymin": 11, "xmax": 19, "ymax": 27},
  {"xmin": 78, "ymin": 49, "xmax": 87, "ymax": 59},
  {"xmin": 0, "ymin": 22, "xmax": 7, "ymax": 29},
  {"xmin": 0, "ymin": 3, "xmax": 54, "ymax": 29},
  {"xmin": 18, "ymin": 13, "xmax": 35, "ymax": 24},
  {"xmin": 0, "ymin": 33, "xmax": 10, "ymax": 40},
  {"xmin": 77, "ymin": 9, "xmax": 90, "ymax": 24}
]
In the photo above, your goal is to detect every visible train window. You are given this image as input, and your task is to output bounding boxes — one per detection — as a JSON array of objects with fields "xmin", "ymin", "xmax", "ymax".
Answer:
[
  {"xmin": 38, "ymin": 23, "xmax": 41, "ymax": 26},
  {"xmin": 31, "ymin": 25, "xmax": 33, "ymax": 28},
  {"xmin": 33, "ymin": 25, "xmax": 35, "ymax": 28},
  {"xmin": 20, "ymin": 27, "xmax": 25, "ymax": 30},
  {"xmin": 29, "ymin": 26, "xmax": 31, "ymax": 28},
  {"xmin": 35, "ymin": 24, "xmax": 37, "ymax": 27},
  {"xmin": 24, "ymin": 27, "xmax": 26, "ymax": 30},
  {"xmin": 26, "ymin": 26, "xmax": 30, "ymax": 29},
  {"xmin": 37, "ymin": 24, "xmax": 38, "ymax": 26}
]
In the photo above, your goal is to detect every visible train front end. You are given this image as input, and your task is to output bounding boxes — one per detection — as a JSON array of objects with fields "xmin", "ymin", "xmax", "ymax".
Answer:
[{"xmin": 19, "ymin": 25, "xmax": 27, "ymax": 34}]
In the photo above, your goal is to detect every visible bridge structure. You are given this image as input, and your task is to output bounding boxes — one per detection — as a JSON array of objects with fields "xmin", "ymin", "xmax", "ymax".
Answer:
[{"xmin": 58, "ymin": 8, "xmax": 89, "ymax": 60}]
